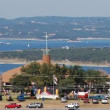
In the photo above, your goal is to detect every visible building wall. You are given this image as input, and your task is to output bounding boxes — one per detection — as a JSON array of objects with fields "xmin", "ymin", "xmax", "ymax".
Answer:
[{"xmin": 42, "ymin": 55, "xmax": 51, "ymax": 65}]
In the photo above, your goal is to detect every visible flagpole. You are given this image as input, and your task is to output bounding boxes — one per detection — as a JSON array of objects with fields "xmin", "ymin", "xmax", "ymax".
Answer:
[{"xmin": 53, "ymin": 76, "xmax": 54, "ymax": 99}]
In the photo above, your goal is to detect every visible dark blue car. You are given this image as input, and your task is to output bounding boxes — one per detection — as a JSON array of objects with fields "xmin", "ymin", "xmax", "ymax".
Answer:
[{"xmin": 17, "ymin": 95, "xmax": 25, "ymax": 101}]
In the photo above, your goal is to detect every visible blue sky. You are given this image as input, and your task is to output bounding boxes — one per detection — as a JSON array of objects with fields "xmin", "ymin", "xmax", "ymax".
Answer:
[{"xmin": 0, "ymin": 0, "xmax": 110, "ymax": 19}]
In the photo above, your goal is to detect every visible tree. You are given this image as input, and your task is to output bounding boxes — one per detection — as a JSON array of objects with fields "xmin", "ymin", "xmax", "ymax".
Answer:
[
  {"xmin": 10, "ymin": 74, "xmax": 31, "ymax": 89},
  {"xmin": 10, "ymin": 61, "xmax": 109, "ymax": 91},
  {"xmin": 69, "ymin": 65, "xmax": 85, "ymax": 84},
  {"xmin": 60, "ymin": 64, "xmax": 68, "ymax": 76},
  {"xmin": 21, "ymin": 62, "xmax": 41, "ymax": 75},
  {"xmin": 85, "ymin": 69, "xmax": 108, "ymax": 85}
]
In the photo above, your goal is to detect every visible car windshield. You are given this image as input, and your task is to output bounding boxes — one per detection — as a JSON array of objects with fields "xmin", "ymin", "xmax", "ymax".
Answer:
[
  {"xmin": 93, "ymin": 99, "xmax": 98, "ymax": 100},
  {"xmin": 103, "ymin": 98, "xmax": 107, "ymax": 100},
  {"xmin": 30, "ymin": 103, "xmax": 34, "ymax": 105},
  {"xmin": 11, "ymin": 103, "xmax": 16, "ymax": 105}
]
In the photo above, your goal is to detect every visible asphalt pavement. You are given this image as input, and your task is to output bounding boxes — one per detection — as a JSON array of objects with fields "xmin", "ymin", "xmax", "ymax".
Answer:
[{"xmin": 0, "ymin": 108, "xmax": 109, "ymax": 110}]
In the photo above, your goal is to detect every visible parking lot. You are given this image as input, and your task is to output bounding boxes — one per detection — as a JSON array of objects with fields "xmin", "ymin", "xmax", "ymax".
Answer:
[
  {"xmin": 0, "ymin": 108, "xmax": 110, "ymax": 110},
  {"xmin": 0, "ymin": 98, "xmax": 110, "ymax": 109}
]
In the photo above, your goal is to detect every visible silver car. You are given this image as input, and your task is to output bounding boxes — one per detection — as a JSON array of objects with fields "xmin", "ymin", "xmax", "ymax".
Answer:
[
  {"xmin": 27, "ymin": 103, "xmax": 43, "ymax": 108},
  {"xmin": 61, "ymin": 97, "xmax": 67, "ymax": 103}
]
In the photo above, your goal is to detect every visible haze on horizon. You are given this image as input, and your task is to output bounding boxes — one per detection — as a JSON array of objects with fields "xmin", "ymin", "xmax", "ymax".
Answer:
[{"xmin": 0, "ymin": 0, "xmax": 110, "ymax": 19}]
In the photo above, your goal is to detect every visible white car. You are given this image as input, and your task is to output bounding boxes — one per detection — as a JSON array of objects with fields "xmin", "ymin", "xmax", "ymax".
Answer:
[
  {"xmin": 61, "ymin": 97, "xmax": 67, "ymax": 103},
  {"xmin": 101, "ymin": 98, "xmax": 109, "ymax": 104},
  {"xmin": 65, "ymin": 103, "xmax": 80, "ymax": 108}
]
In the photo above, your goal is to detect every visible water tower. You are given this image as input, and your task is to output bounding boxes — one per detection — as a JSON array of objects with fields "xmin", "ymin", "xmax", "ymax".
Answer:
[{"xmin": 42, "ymin": 32, "xmax": 51, "ymax": 65}]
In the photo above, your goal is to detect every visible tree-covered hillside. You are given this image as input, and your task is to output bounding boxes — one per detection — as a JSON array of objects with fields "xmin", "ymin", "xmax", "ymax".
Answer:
[
  {"xmin": 1, "ymin": 47, "xmax": 110, "ymax": 63},
  {"xmin": 0, "ymin": 17, "xmax": 110, "ymax": 39}
]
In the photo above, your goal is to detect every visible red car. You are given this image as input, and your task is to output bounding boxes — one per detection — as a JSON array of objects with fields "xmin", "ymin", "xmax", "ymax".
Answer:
[
  {"xmin": 5, "ymin": 103, "xmax": 21, "ymax": 108},
  {"xmin": 83, "ymin": 98, "xmax": 89, "ymax": 103}
]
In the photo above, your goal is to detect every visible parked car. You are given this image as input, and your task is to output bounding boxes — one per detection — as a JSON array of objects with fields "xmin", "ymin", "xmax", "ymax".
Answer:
[
  {"xmin": 17, "ymin": 95, "xmax": 25, "ymax": 101},
  {"xmin": 68, "ymin": 107, "xmax": 79, "ymax": 110},
  {"xmin": 0, "ymin": 95, "xmax": 2, "ymax": 101},
  {"xmin": 61, "ymin": 97, "xmax": 67, "ymax": 103},
  {"xmin": 26, "ymin": 103, "xmax": 43, "ymax": 108},
  {"xmin": 83, "ymin": 98, "xmax": 89, "ymax": 103},
  {"xmin": 89, "ymin": 94, "xmax": 105, "ymax": 100},
  {"xmin": 104, "ymin": 94, "xmax": 110, "ymax": 99},
  {"xmin": 65, "ymin": 103, "xmax": 80, "ymax": 108},
  {"xmin": 89, "ymin": 95, "xmax": 95, "ymax": 99},
  {"xmin": 5, "ymin": 103, "xmax": 21, "ymax": 108},
  {"xmin": 92, "ymin": 98, "xmax": 99, "ymax": 104},
  {"xmin": 96, "ymin": 95, "xmax": 105, "ymax": 100},
  {"xmin": 101, "ymin": 98, "xmax": 109, "ymax": 104}
]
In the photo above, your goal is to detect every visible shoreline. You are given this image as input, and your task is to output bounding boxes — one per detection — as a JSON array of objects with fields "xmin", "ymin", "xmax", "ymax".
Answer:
[
  {"xmin": 77, "ymin": 37, "xmax": 110, "ymax": 40},
  {"xmin": 0, "ymin": 59, "xmax": 28, "ymax": 65},
  {"xmin": 1, "ymin": 37, "xmax": 110, "ymax": 41},
  {"xmin": 52, "ymin": 60, "xmax": 110, "ymax": 67},
  {"xmin": 1, "ymin": 59, "xmax": 110, "ymax": 67},
  {"xmin": 0, "ymin": 38, "xmax": 69, "ymax": 41}
]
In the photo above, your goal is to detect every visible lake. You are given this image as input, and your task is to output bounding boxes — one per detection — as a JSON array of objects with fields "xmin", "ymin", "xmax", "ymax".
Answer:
[
  {"xmin": 1, "ymin": 38, "xmax": 110, "ymax": 74},
  {"xmin": 0, "ymin": 64, "xmax": 23, "ymax": 74},
  {"xmin": 0, "ymin": 64, "xmax": 110, "ymax": 74},
  {"xmin": 1, "ymin": 38, "xmax": 110, "ymax": 51}
]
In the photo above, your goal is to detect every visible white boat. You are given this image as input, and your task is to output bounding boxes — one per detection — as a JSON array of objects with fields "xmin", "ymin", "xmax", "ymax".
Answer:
[
  {"xmin": 6, "ymin": 43, "xmax": 10, "ymax": 45},
  {"xmin": 27, "ymin": 43, "xmax": 30, "ymax": 47}
]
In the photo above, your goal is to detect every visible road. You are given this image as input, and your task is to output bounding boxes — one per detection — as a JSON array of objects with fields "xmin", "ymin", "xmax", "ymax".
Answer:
[{"xmin": 0, "ymin": 108, "xmax": 109, "ymax": 110}]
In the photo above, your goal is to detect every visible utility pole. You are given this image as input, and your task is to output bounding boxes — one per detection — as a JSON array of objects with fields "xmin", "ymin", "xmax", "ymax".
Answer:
[
  {"xmin": 53, "ymin": 76, "xmax": 54, "ymax": 99},
  {"xmin": 0, "ymin": 75, "xmax": 2, "ymax": 95}
]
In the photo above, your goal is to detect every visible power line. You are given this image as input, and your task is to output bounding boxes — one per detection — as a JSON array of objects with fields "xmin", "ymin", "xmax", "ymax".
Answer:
[{"xmin": 19, "ymin": 74, "xmax": 108, "ymax": 78}]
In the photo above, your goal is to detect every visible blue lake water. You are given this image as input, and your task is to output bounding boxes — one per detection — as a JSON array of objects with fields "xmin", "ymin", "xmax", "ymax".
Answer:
[
  {"xmin": 0, "ymin": 64, "xmax": 23, "ymax": 74},
  {"xmin": 0, "ymin": 64, "xmax": 110, "ymax": 74},
  {"xmin": 83, "ymin": 66, "xmax": 110, "ymax": 74},
  {"xmin": 0, "ymin": 39, "xmax": 74, "ymax": 51},
  {"xmin": 1, "ymin": 39, "xmax": 110, "ymax": 51},
  {"xmin": 1, "ymin": 39, "xmax": 110, "ymax": 74}
]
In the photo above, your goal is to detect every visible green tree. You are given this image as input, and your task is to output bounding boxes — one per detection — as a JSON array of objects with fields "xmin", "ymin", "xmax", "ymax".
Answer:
[
  {"xmin": 10, "ymin": 75, "xmax": 31, "ymax": 88},
  {"xmin": 60, "ymin": 64, "xmax": 68, "ymax": 76},
  {"xmin": 85, "ymin": 70, "xmax": 108, "ymax": 85},
  {"xmin": 40, "ymin": 63, "xmax": 54, "ymax": 86},
  {"xmin": 21, "ymin": 62, "xmax": 41, "ymax": 75},
  {"xmin": 69, "ymin": 65, "xmax": 85, "ymax": 84}
]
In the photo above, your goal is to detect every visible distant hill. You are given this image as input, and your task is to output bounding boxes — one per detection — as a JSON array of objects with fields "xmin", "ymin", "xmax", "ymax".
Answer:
[
  {"xmin": 0, "ymin": 16, "xmax": 110, "ymax": 39},
  {"xmin": 1, "ymin": 47, "xmax": 110, "ymax": 63}
]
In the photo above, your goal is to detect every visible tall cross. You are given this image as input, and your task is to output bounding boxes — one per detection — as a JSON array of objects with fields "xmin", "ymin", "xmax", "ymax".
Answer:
[{"xmin": 43, "ymin": 32, "xmax": 50, "ymax": 55}]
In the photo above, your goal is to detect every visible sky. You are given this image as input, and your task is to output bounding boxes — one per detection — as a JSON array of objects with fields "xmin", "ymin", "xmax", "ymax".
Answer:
[{"xmin": 0, "ymin": 0, "xmax": 110, "ymax": 19}]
